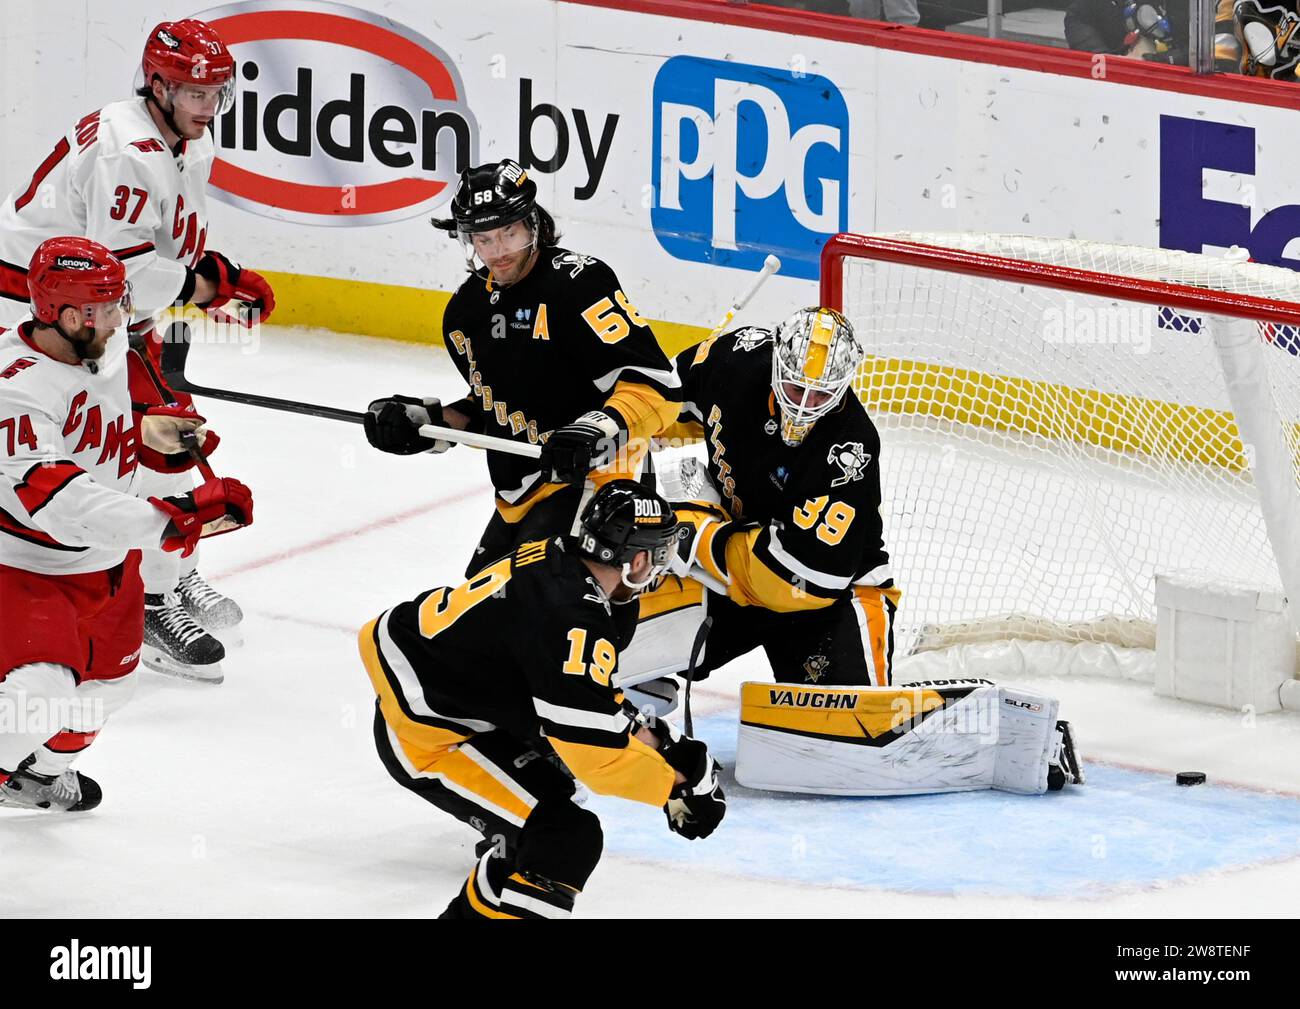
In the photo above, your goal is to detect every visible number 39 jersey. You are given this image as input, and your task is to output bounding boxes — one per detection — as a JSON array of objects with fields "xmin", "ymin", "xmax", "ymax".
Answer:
[
  {"xmin": 670, "ymin": 327, "xmax": 893, "ymax": 612},
  {"xmin": 359, "ymin": 537, "xmax": 676, "ymax": 807},
  {"xmin": 0, "ymin": 98, "xmax": 214, "ymax": 328}
]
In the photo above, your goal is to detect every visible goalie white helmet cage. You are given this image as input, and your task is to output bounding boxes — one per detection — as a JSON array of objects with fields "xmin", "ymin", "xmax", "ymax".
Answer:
[{"xmin": 771, "ymin": 307, "xmax": 864, "ymax": 445}]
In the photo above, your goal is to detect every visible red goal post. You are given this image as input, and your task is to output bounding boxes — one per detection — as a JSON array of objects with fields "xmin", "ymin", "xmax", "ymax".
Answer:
[{"xmin": 820, "ymin": 232, "xmax": 1300, "ymax": 330}]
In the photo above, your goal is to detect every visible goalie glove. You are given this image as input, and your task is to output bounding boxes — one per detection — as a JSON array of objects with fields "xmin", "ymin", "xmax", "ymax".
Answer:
[
  {"xmin": 540, "ymin": 410, "xmax": 621, "ymax": 485},
  {"xmin": 151, "ymin": 477, "xmax": 254, "ymax": 557},
  {"xmin": 658, "ymin": 732, "xmax": 726, "ymax": 840},
  {"xmin": 668, "ymin": 501, "xmax": 738, "ymax": 594},
  {"xmin": 194, "ymin": 250, "xmax": 277, "ymax": 327},
  {"xmin": 364, "ymin": 395, "xmax": 454, "ymax": 455}
]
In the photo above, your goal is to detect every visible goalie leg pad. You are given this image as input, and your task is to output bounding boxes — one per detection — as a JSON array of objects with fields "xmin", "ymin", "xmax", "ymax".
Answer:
[
  {"xmin": 735, "ymin": 680, "xmax": 1075, "ymax": 796},
  {"xmin": 615, "ymin": 576, "xmax": 708, "ymax": 690}
]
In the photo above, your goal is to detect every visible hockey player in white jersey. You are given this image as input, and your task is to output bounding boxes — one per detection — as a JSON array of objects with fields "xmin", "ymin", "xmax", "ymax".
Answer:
[
  {"xmin": 0, "ymin": 238, "xmax": 254, "ymax": 810},
  {"xmin": 0, "ymin": 19, "xmax": 275, "ymax": 680}
]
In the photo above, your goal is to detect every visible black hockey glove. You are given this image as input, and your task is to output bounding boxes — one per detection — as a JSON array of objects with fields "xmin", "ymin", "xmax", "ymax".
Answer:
[
  {"xmin": 659, "ymin": 735, "xmax": 726, "ymax": 840},
  {"xmin": 540, "ymin": 410, "xmax": 621, "ymax": 485},
  {"xmin": 364, "ymin": 395, "xmax": 453, "ymax": 455}
]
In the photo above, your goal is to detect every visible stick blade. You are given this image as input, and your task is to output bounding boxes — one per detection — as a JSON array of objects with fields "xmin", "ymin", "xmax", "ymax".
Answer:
[{"xmin": 160, "ymin": 321, "xmax": 195, "ymax": 391}]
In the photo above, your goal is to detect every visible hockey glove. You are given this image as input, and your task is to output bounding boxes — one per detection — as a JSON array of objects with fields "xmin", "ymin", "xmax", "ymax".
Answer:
[
  {"xmin": 138, "ymin": 403, "xmax": 220, "ymax": 473},
  {"xmin": 194, "ymin": 251, "xmax": 276, "ymax": 327},
  {"xmin": 152, "ymin": 477, "xmax": 254, "ymax": 557},
  {"xmin": 364, "ymin": 395, "xmax": 454, "ymax": 455},
  {"xmin": 659, "ymin": 734, "xmax": 726, "ymax": 840},
  {"xmin": 540, "ymin": 410, "xmax": 621, "ymax": 485}
]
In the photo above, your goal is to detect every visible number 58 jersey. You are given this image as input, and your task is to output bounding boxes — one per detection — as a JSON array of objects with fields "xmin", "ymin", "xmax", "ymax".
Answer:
[{"xmin": 0, "ymin": 98, "xmax": 214, "ymax": 328}]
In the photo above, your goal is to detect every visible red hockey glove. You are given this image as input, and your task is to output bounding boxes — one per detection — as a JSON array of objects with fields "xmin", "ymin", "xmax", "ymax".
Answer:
[
  {"xmin": 152, "ymin": 477, "xmax": 253, "ymax": 557},
  {"xmin": 195, "ymin": 251, "xmax": 276, "ymax": 327}
]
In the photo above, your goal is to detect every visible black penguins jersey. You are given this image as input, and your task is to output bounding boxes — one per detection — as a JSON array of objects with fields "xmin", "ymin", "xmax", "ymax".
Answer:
[
  {"xmin": 670, "ymin": 327, "xmax": 892, "ymax": 612},
  {"xmin": 442, "ymin": 248, "xmax": 681, "ymax": 508},
  {"xmin": 359, "ymin": 537, "xmax": 675, "ymax": 806}
]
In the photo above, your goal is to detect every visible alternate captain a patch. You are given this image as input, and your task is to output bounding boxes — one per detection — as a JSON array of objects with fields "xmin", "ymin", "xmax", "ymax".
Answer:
[{"xmin": 827, "ymin": 441, "xmax": 871, "ymax": 488}]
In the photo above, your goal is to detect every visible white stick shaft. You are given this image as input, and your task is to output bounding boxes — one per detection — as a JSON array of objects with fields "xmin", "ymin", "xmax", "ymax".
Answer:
[
  {"xmin": 709, "ymin": 254, "xmax": 781, "ymax": 337},
  {"xmin": 418, "ymin": 423, "xmax": 543, "ymax": 458}
]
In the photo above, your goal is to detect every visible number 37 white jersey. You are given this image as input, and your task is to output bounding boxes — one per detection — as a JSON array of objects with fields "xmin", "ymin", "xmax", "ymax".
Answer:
[{"xmin": 0, "ymin": 97, "xmax": 215, "ymax": 329}]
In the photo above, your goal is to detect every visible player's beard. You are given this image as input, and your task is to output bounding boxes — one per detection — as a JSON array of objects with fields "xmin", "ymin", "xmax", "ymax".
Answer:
[
  {"xmin": 65, "ymin": 323, "xmax": 110, "ymax": 362},
  {"xmin": 489, "ymin": 247, "xmax": 537, "ymax": 287}
]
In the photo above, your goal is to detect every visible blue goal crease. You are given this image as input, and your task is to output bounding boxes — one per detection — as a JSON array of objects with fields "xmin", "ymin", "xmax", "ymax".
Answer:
[{"xmin": 588, "ymin": 713, "xmax": 1300, "ymax": 899}]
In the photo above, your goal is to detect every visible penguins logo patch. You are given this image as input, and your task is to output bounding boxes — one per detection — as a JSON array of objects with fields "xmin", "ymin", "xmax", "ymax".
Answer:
[
  {"xmin": 552, "ymin": 252, "xmax": 596, "ymax": 278},
  {"xmin": 803, "ymin": 654, "xmax": 830, "ymax": 683},
  {"xmin": 827, "ymin": 442, "xmax": 870, "ymax": 488},
  {"xmin": 733, "ymin": 327, "xmax": 771, "ymax": 352}
]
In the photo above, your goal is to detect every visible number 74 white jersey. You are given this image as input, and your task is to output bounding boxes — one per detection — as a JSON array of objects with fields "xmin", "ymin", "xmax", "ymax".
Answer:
[{"xmin": 0, "ymin": 97, "xmax": 215, "ymax": 329}]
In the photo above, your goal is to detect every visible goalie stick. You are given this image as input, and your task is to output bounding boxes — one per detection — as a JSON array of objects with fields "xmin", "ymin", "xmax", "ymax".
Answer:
[{"xmin": 683, "ymin": 615, "xmax": 713, "ymax": 738}]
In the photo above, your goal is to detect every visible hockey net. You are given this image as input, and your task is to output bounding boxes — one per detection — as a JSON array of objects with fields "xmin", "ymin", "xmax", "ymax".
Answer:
[{"xmin": 822, "ymin": 232, "xmax": 1300, "ymax": 667}]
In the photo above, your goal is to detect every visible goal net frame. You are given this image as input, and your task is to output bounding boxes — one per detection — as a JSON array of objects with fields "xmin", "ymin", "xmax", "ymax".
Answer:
[{"xmin": 820, "ymin": 231, "xmax": 1300, "ymax": 660}]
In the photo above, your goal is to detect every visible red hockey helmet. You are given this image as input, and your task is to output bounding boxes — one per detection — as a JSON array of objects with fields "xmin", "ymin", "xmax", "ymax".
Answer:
[
  {"xmin": 141, "ymin": 20, "xmax": 235, "ymax": 113},
  {"xmin": 27, "ymin": 237, "xmax": 131, "ymax": 326}
]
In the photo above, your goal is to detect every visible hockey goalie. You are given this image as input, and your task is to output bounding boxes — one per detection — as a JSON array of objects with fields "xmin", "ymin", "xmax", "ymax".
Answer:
[{"xmin": 617, "ymin": 306, "xmax": 1084, "ymax": 797}]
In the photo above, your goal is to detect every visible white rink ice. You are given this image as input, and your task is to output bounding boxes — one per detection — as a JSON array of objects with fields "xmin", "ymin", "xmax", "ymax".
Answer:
[{"xmin": 4, "ymin": 325, "xmax": 1300, "ymax": 919}]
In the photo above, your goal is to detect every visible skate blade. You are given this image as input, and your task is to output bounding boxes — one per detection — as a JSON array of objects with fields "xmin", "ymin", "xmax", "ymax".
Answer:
[{"xmin": 142, "ymin": 646, "xmax": 224, "ymax": 684}]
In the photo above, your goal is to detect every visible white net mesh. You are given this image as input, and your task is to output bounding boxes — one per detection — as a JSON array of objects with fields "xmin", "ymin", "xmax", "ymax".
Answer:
[{"xmin": 833, "ymin": 232, "xmax": 1300, "ymax": 656}]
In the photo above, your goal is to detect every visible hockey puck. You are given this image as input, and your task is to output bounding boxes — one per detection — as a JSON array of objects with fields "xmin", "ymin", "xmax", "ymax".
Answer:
[{"xmin": 1176, "ymin": 771, "xmax": 1207, "ymax": 786}]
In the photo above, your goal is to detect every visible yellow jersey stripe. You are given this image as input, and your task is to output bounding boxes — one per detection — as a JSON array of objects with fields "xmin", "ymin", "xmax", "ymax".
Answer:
[{"xmin": 549, "ymin": 735, "xmax": 675, "ymax": 806}]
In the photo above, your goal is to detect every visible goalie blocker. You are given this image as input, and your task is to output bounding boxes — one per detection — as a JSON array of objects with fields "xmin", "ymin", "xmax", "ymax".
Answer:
[{"xmin": 735, "ymin": 679, "xmax": 1083, "ymax": 796}]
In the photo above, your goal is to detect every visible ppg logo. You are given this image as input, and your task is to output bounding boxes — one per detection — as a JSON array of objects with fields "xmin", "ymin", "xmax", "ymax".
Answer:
[{"xmin": 651, "ymin": 56, "xmax": 848, "ymax": 281}]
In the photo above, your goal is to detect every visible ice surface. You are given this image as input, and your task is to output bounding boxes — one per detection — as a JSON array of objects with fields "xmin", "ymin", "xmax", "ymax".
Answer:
[{"xmin": 3, "ymin": 327, "xmax": 1298, "ymax": 918}]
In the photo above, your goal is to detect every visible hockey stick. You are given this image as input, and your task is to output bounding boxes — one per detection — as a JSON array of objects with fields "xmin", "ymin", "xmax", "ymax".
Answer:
[
  {"xmin": 567, "ymin": 255, "xmax": 783, "ymax": 533},
  {"xmin": 707, "ymin": 254, "xmax": 781, "ymax": 339},
  {"xmin": 159, "ymin": 322, "xmax": 542, "ymax": 459},
  {"xmin": 682, "ymin": 615, "xmax": 713, "ymax": 739}
]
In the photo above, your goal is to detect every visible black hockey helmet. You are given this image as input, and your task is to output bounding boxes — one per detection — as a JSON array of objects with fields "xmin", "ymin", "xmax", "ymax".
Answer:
[
  {"xmin": 574, "ymin": 480, "xmax": 682, "ymax": 592},
  {"xmin": 432, "ymin": 159, "xmax": 537, "ymax": 235}
]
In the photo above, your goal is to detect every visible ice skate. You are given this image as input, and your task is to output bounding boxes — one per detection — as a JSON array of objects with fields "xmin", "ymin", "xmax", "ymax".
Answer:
[
  {"xmin": 143, "ymin": 592, "xmax": 225, "ymax": 683},
  {"xmin": 177, "ymin": 569, "xmax": 244, "ymax": 646},
  {"xmin": 0, "ymin": 761, "xmax": 102, "ymax": 812}
]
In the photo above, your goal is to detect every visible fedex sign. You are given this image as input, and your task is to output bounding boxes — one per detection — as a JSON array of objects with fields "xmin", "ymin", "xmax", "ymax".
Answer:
[
  {"xmin": 651, "ymin": 56, "xmax": 848, "ymax": 280},
  {"xmin": 1160, "ymin": 114, "xmax": 1300, "ymax": 269}
]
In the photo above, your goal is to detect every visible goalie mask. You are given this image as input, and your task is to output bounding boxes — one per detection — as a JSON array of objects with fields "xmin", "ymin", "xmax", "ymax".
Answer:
[
  {"xmin": 771, "ymin": 307, "xmax": 864, "ymax": 446},
  {"xmin": 574, "ymin": 480, "xmax": 681, "ymax": 597},
  {"xmin": 432, "ymin": 160, "xmax": 540, "ymax": 271},
  {"xmin": 1235, "ymin": 0, "xmax": 1300, "ymax": 79}
]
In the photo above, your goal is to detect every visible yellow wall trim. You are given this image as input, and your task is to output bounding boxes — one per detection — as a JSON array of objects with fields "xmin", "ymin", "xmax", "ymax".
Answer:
[
  {"xmin": 260, "ymin": 270, "xmax": 710, "ymax": 357},
  {"xmin": 256, "ymin": 272, "xmax": 1257, "ymax": 475}
]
